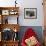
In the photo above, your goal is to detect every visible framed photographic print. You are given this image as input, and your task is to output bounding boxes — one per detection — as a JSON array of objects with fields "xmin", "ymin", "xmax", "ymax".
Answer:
[
  {"xmin": 24, "ymin": 8, "xmax": 37, "ymax": 19},
  {"xmin": 2, "ymin": 10, "xmax": 9, "ymax": 15}
]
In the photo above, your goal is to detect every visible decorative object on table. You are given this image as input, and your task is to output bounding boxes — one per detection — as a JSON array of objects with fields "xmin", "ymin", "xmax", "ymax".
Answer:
[
  {"xmin": 13, "ymin": 32, "xmax": 18, "ymax": 41},
  {"xmin": 13, "ymin": 28, "xmax": 18, "ymax": 40},
  {"xmin": 9, "ymin": 10, "xmax": 18, "ymax": 15},
  {"xmin": 24, "ymin": 8, "xmax": 37, "ymax": 19},
  {"xmin": 21, "ymin": 28, "xmax": 41, "ymax": 46},
  {"xmin": 15, "ymin": 0, "xmax": 17, "ymax": 7}
]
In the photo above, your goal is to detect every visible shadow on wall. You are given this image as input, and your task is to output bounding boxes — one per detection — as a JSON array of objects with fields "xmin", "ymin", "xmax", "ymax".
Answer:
[{"xmin": 18, "ymin": 26, "xmax": 43, "ymax": 44}]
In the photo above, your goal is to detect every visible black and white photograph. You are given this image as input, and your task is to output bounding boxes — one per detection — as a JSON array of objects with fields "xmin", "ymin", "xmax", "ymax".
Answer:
[{"xmin": 24, "ymin": 8, "xmax": 37, "ymax": 19}]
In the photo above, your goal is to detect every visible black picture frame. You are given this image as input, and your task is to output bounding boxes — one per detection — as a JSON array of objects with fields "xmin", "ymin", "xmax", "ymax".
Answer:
[{"xmin": 24, "ymin": 8, "xmax": 37, "ymax": 19}]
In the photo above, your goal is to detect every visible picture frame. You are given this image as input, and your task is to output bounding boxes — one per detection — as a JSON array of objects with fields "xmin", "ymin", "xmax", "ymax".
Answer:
[
  {"xmin": 24, "ymin": 8, "xmax": 37, "ymax": 19},
  {"xmin": 2, "ymin": 10, "xmax": 9, "ymax": 15}
]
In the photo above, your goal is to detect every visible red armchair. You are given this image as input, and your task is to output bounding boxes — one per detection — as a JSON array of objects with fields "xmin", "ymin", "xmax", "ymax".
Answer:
[{"xmin": 21, "ymin": 28, "xmax": 41, "ymax": 46}]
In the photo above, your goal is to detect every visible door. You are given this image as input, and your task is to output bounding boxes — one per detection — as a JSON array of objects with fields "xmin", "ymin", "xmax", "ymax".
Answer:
[
  {"xmin": 43, "ymin": 0, "xmax": 46, "ymax": 27},
  {"xmin": 43, "ymin": 0, "xmax": 46, "ymax": 46}
]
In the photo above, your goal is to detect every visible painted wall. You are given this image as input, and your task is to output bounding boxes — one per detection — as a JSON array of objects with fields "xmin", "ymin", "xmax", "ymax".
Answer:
[
  {"xmin": 0, "ymin": 0, "xmax": 44, "ymax": 26},
  {"xmin": 19, "ymin": 0, "xmax": 44, "ymax": 26}
]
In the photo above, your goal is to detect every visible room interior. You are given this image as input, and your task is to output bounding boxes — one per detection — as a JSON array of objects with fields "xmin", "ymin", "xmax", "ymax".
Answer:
[{"xmin": 0, "ymin": 0, "xmax": 45, "ymax": 46}]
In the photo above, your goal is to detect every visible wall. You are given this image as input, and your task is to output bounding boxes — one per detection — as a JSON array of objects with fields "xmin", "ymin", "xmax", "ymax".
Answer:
[
  {"xmin": 0, "ymin": 0, "xmax": 44, "ymax": 26},
  {"xmin": 19, "ymin": 0, "xmax": 44, "ymax": 26}
]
